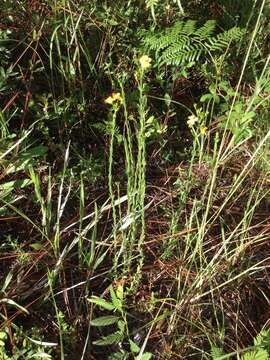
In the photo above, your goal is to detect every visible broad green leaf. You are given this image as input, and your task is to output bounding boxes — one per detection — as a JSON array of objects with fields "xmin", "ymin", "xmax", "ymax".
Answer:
[
  {"xmin": 200, "ymin": 93, "xmax": 213, "ymax": 103},
  {"xmin": 129, "ymin": 339, "xmax": 140, "ymax": 353},
  {"xmin": 90, "ymin": 315, "xmax": 119, "ymax": 327},
  {"xmin": 135, "ymin": 352, "xmax": 152, "ymax": 360},
  {"xmin": 93, "ymin": 331, "xmax": 124, "ymax": 346},
  {"xmin": 20, "ymin": 145, "xmax": 48, "ymax": 159},
  {"xmin": 87, "ymin": 296, "xmax": 115, "ymax": 311}
]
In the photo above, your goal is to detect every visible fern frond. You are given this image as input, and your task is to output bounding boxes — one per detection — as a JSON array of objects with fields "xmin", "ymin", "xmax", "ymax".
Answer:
[
  {"xmin": 194, "ymin": 20, "xmax": 216, "ymax": 39},
  {"xmin": 142, "ymin": 19, "xmax": 243, "ymax": 66},
  {"xmin": 183, "ymin": 20, "xmax": 197, "ymax": 35},
  {"xmin": 206, "ymin": 27, "xmax": 243, "ymax": 51}
]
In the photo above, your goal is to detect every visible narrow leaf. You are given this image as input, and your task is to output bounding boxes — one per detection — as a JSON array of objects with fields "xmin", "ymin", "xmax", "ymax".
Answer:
[
  {"xmin": 0, "ymin": 298, "xmax": 29, "ymax": 314},
  {"xmin": 110, "ymin": 286, "xmax": 122, "ymax": 311},
  {"xmin": 88, "ymin": 296, "xmax": 115, "ymax": 311},
  {"xmin": 90, "ymin": 315, "xmax": 119, "ymax": 327}
]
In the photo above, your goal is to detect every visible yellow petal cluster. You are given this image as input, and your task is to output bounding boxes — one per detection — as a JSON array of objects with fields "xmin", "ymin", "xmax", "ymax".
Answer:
[
  {"xmin": 105, "ymin": 92, "xmax": 123, "ymax": 105},
  {"xmin": 187, "ymin": 114, "xmax": 198, "ymax": 128},
  {"xmin": 139, "ymin": 55, "xmax": 152, "ymax": 69},
  {"xmin": 200, "ymin": 126, "xmax": 208, "ymax": 135}
]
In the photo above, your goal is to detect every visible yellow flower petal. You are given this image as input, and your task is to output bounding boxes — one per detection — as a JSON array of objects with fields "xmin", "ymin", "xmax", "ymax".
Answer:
[
  {"xmin": 139, "ymin": 55, "xmax": 152, "ymax": 69},
  {"xmin": 200, "ymin": 126, "xmax": 208, "ymax": 135},
  {"xmin": 112, "ymin": 92, "xmax": 123, "ymax": 103},
  {"xmin": 105, "ymin": 92, "xmax": 123, "ymax": 105},
  {"xmin": 105, "ymin": 96, "xmax": 114, "ymax": 105},
  {"xmin": 187, "ymin": 114, "xmax": 198, "ymax": 128}
]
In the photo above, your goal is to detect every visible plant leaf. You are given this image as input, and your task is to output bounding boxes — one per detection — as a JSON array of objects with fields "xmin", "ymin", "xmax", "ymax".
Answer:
[
  {"xmin": 0, "ymin": 332, "xmax": 7, "ymax": 340},
  {"xmin": 90, "ymin": 315, "xmax": 119, "ymax": 327},
  {"xmin": 30, "ymin": 243, "xmax": 44, "ymax": 250},
  {"xmin": 117, "ymin": 320, "xmax": 125, "ymax": 332},
  {"xmin": 241, "ymin": 349, "xmax": 269, "ymax": 360},
  {"xmin": 110, "ymin": 286, "xmax": 122, "ymax": 311},
  {"xmin": 254, "ymin": 329, "xmax": 270, "ymax": 347},
  {"xmin": 93, "ymin": 331, "xmax": 124, "ymax": 346},
  {"xmin": 0, "ymin": 179, "xmax": 32, "ymax": 191},
  {"xmin": 116, "ymin": 284, "xmax": 124, "ymax": 302},
  {"xmin": 87, "ymin": 296, "xmax": 115, "ymax": 311},
  {"xmin": 211, "ymin": 346, "xmax": 226, "ymax": 360},
  {"xmin": 29, "ymin": 352, "xmax": 52, "ymax": 359},
  {"xmin": 129, "ymin": 339, "xmax": 140, "ymax": 353},
  {"xmin": 0, "ymin": 298, "xmax": 29, "ymax": 314},
  {"xmin": 108, "ymin": 352, "xmax": 128, "ymax": 360},
  {"xmin": 135, "ymin": 352, "xmax": 152, "ymax": 360}
]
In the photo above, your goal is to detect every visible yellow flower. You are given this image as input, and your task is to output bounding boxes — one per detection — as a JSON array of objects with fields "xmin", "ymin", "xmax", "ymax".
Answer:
[
  {"xmin": 105, "ymin": 96, "xmax": 114, "ymax": 105},
  {"xmin": 111, "ymin": 92, "xmax": 123, "ymax": 103},
  {"xmin": 139, "ymin": 55, "xmax": 152, "ymax": 69},
  {"xmin": 200, "ymin": 126, "xmax": 208, "ymax": 135},
  {"xmin": 187, "ymin": 114, "xmax": 198, "ymax": 128},
  {"xmin": 105, "ymin": 92, "xmax": 123, "ymax": 105}
]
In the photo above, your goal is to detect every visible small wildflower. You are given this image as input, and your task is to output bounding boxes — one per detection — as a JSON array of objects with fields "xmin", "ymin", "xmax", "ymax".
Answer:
[
  {"xmin": 105, "ymin": 96, "xmax": 114, "ymax": 105},
  {"xmin": 139, "ymin": 55, "xmax": 152, "ymax": 69},
  {"xmin": 187, "ymin": 114, "xmax": 198, "ymax": 128},
  {"xmin": 112, "ymin": 92, "xmax": 123, "ymax": 103},
  {"xmin": 200, "ymin": 126, "xmax": 208, "ymax": 135},
  {"xmin": 105, "ymin": 92, "xmax": 123, "ymax": 105}
]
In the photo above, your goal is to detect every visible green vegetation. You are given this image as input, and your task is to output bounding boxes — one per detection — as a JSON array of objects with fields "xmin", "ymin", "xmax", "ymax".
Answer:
[{"xmin": 0, "ymin": 0, "xmax": 270, "ymax": 358}]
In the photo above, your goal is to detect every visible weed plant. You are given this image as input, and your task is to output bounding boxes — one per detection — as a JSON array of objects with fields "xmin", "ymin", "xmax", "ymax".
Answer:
[{"xmin": 0, "ymin": 1, "xmax": 270, "ymax": 359}]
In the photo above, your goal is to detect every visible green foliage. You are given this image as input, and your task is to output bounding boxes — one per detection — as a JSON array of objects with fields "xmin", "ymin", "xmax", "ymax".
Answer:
[
  {"xmin": 0, "ymin": 1, "xmax": 269, "ymax": 359},
  {"xmin": 0, "ymin": 327, "xmax": 53, "ymax": 360},
  {"xmin": 241, "ymin": 329, "xmax": 270, "ymax": 360},
  {"xmin": 200, "ymin": 81, "xmax": 256, "ymax": 143},
  {"xmin": 211, "ymin": 346, "xmax": 226, "ymax": 359},
  {"xmin": 0, "ymin": 130, "xmax": 48, "ymax": 216},
  {"xmin": 211, "ymin": 329, "xmax": 270, "ymax": 360},
  {"xmin": 142, "ymin": 19, "xmax": 243, "ymax": 65},
  {"xmin": 90, "ymin": 315, "xmax": 120, "ymax": 326},
  {"xmin": 88, "ymin": 284, "xmax": 152, "ymax": 359},
  {"xmin": 88, "ymin": 284, "xmax": 127, "ymax": 349}
]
